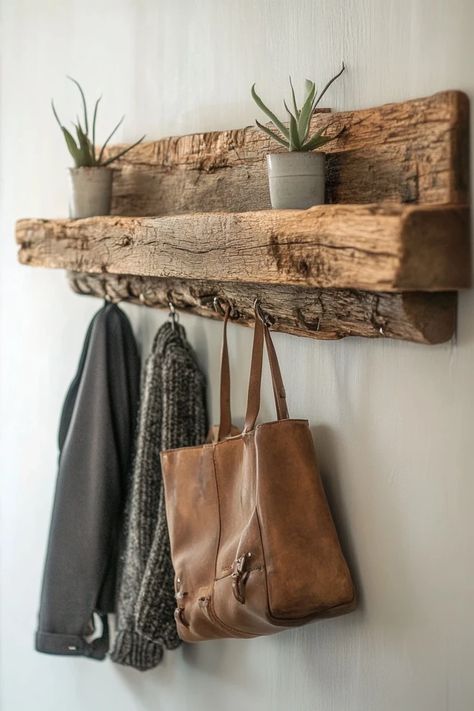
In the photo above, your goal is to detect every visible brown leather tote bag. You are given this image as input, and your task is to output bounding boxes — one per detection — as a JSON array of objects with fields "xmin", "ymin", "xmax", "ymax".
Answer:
[{"xmin": 161, "ymin": 306, "xmax": 356, "ymax": 642}]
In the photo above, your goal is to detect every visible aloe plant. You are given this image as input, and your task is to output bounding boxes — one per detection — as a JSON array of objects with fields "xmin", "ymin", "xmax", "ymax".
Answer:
[
  {"xmin": 251, "ymin": 64, "xmax": 345, "ymax": 151},
  {"xmin": 52, "ymin": 77, "xmax": 145, "ymax": 168}
]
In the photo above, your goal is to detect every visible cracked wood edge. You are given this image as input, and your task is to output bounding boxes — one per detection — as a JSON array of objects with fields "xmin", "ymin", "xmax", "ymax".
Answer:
[
  {"xmin": 67, "ymin": 272, "xmax": 457, "ymax": 345},
  {"xmin": 16, "ymin": 204, "xmax": 471, "ymax": 291},
  {"xmin": 103, "ymin": 90, "xmax": 469, "ymax": 214}
]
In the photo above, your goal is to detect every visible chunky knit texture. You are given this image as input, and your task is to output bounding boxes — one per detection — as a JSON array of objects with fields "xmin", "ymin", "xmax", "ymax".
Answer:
[{"xmin": 111, "ymin": 321, "xmax": 208, "ymax": 671}]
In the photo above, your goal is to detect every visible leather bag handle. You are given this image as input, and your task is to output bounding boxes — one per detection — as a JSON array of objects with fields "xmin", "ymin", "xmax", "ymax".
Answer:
[
  {"xmin": 243, "ymin": 306, "xmax": 289, "ymax": 433},
  {"xmin": 264, "ymin": 325, "xmax": 289, "ymax": 422},
  {"xmin": 217, "ymin": 305, "xmax": 232, "ymax": 441}
]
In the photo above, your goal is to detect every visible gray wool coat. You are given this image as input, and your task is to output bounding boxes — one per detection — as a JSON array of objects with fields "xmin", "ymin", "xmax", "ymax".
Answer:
[{"xmin": 35, "ymin": 303, "xmax": 140, "ymax": 660}]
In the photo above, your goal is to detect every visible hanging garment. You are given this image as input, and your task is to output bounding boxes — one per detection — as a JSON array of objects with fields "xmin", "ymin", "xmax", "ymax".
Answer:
[
  {"xmin": 111, "ymin": 320, "xmax": 208, "ymax": 671},
  {"xmin": 35, "ymin": 303, "xmax": 140, "ymax": 660}
]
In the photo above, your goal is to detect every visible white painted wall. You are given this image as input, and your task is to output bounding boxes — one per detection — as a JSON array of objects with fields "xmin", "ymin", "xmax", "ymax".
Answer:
[{"xmin": 1, "ymin": 1, "xmax": 473, "ymax": 709}]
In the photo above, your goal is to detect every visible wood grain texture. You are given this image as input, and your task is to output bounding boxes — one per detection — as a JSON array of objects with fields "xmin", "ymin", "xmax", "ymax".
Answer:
[
  {"xmin": 105, "ymin": 91, "xmax": 469, "ymax": 215},
  {"xmin": 67, "ymin": 271, "xmax": 457, "ymax": 344},
  {"xmin": 16, "ymin": 204, "xmax": 470, "ymax": 291}
]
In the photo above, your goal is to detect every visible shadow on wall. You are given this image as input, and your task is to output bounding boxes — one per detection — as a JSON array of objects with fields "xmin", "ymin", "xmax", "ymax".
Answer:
[
  {"xmin": 181, "ymin": 635, "xmax": 259, "ymax": 684},
  {"xmin": 311, "ymin": 416, "xmax": 437, "ymax": 645},
  {"xmin": 312, "ymin": 424, "xmax": 364, "ymax": 613}
]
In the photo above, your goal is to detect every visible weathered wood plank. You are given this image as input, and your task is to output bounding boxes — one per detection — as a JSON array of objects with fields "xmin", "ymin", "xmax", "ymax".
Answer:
[
  {"xmin": 15, "ymin": 92, "xmax": 470, "ymax": 343},
  {"xmin": 16, "ymin": 204, "xmax": 470, "ymax": 291},
  {"xmin": 105, "ymin": 91, "xmax": 469, "ymax": 215},
  {"xmin": 67, "ymin": 271, "xmax": 457, "ymax": 345}
]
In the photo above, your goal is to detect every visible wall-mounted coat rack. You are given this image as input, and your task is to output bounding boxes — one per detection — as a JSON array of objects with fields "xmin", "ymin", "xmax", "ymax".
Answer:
[{"xmin": 16, "ymin": 90, "xmax": 470, "ymax": 344}]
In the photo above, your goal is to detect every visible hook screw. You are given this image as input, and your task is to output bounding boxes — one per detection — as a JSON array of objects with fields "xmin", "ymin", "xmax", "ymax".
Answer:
[
  {"xmin": 167, "ymin": 291, "xmax": 179, "ymax": 331},
  {"xmin": 254, "ymin": 298, "xmax": 276, "ymax": 327},
  {"xmin": 214, "ymin": 296, "xmax": 238, "ymax": 319}
]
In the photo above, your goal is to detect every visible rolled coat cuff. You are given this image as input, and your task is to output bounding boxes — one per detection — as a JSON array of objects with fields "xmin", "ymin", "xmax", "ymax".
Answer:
[{"xmin": 35, "ymin": 626, "xmax": 108, "ymax": 660}]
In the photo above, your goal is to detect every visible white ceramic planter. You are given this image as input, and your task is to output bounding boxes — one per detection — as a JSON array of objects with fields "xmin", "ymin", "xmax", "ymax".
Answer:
[
  {"xmin": 68, "ymin": 167, "xmax": 113, "ymax": 219},
  {"xmin": 266, "ymin": 152, "xmax": 325, "ymax": 209}
]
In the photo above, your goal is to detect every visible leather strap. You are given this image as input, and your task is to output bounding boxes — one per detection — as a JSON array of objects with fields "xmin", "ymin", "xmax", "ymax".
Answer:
[
  {"xmin": 264, "ymin": 327, "xmax": 289, "ymax": 421},
  {"xmin": 217, "ymin": 305, "xmax": 232, "ymax": 441},
  {"xmin": 243, "ymin": 311, "xmax": 265, "ymax": 433},
  {"xmin": 243, "ymin": 307, "xmax": 289, "ymax": 433}
]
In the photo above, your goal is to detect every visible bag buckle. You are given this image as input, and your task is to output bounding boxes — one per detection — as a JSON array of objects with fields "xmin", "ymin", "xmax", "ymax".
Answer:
[
  {"xmin": 175, "ymin": 577, "xmax": 187, "ymax": 598},
  {"xmin": 231, "ymin": 552, "xmax": 252, "ymax": 604},
  {"xmin": 174, "ymin": 577, "xmax": 190, "ymax": 627}
]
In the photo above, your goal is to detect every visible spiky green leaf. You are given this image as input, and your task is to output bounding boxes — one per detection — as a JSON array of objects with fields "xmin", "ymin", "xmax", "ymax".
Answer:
[
  {"xmin": 289, "ymin": 76, "xmax": 299, "ymax": 118},
  {"xmin": 254, "ymin": 120, "xmax": 289, "ymax": 148},
  {"xmin": 51, "ymin": 100, "xmax": 63, "ymax": 130},
  {"xmin": 301, "ymin": 134, "xmax": 334, "ymax": 151},
  {"xmin": 61, "ymin": 126, "xmax": 82, "ymax": 165},
  {"xmin": 67, "ymin": 76, "xmax": 89, "ymax": 134},
  {"xmin": 283, "ymin": 100, "xmax": 296, "ymax": 120},
  {"xmin": 91, "ymin": 96, "xmax": 101, "ymax": 163},
  {"xmin": 74, "ymin": 123, "xmax": 94, "ymax": 166},
  {"xmin": 304, "ymin": 79, "xmax": 314, "ymax": 96},
  {"xmin": 98, "ymin": 115, "xmax": 125, "ymax": 164},
  {"xmin": 301, "ymin": 122, "xmax": 344, "ymax": 151},
  {"xmin": 251, "ymin": 84, "xmax": 289, "ymax": 140},
  {"xmin": 286, "ymin": 105, "xmax": 301, "ymax": 151},
  {"xmin": 101, "ymin": 134, "xmax": 146, "ymax": 167},
  {"xmin": 297, "ymin": 80, "xmax": 316, "ymax": 143},
  {"xmin": 313, "ymin": 62, "xmax": 345, "ymax": 111}
]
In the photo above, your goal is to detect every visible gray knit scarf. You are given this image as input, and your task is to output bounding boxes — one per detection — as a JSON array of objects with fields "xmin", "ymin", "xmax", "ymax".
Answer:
[{"xmin": 111, "ymin": 320, "xmax": 208, "ymax": 671}]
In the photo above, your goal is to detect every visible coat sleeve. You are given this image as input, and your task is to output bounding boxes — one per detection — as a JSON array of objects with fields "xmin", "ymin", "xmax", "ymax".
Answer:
[{"xmin": 35, "ymin": 304, "xmax": 140, "ymax": 660}]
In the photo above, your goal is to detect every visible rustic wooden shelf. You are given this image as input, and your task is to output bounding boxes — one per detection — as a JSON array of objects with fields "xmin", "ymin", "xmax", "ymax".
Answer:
[
  {"xmin": 16, "ymin": 90, "xmax": 470, "ymax": 344},
  {"xmin": 16, "ymin": 204, "xmax": 470, "ymax": 290}
]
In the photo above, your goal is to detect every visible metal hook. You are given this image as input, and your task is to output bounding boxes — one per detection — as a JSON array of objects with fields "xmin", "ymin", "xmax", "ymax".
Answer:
[
  {"xmin": 253, "ymin": 298, "xmax": 275, "ymax": 327},
  {"xmin": 214, "ymin": 296, "xmax": 238, "ymax": 320},
  {"xmin": 213, "ymin": 296, "xmax": 226, "ymax": 316},
  {"xmin": 167, "ymin": 291, "xmax": 179, "ymax": 331},
  {"xmin": 214, "ymin": 296, "xmax": 231, "ymax": 317},
  {"xmin": 103, "ymin": 281, "xmax": 121, "ymax": 304}
]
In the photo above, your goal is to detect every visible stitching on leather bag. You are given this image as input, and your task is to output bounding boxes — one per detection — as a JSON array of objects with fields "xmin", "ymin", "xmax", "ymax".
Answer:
[
  {"xmin": 202, "ymin": 593, "xmax": 260, "ymax": 638},
  {"xmin": 161, "ymin": 420, "xmax": 310, "ymax": 455},
  {"xmin": 209, "ymin": 445, "xmax": 263, "ymax": 638},
  {"xmin": 254, "ymin": 497, "xmax": 273, "ymax": 622},
  {"xmin": 211, "ymin": 447, "xmax": 223, "ymax": 587},
  {"xmin": 203, "ymin": 448, "xmax": 243, "ymax": 637}
]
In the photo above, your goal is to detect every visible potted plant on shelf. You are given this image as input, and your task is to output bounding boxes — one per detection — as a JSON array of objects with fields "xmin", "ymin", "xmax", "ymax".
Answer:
[
  {"xmin": 52, "ymin": 77, "xmax": 145, "ymax": 219},
  {"xmin": 251, "ymin": 64, "xmax": 345, "ymax": 209}
]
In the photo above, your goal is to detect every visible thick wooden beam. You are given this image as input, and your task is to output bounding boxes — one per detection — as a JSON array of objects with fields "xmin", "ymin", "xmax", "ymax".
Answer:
[
  {"xmin": 105, "ymin": 90, "xmax": 469, "ymax": 214},
  {"xmin": 16, "ymin": 204, "xmax": 470, "ymax": 291},
  {"xmin": 14, "ymin": 91, "xmax": 471, "ymax": 343},
  {"xmin": 67, "ymin": 272, "xmax": 457, "ymax": 345}
]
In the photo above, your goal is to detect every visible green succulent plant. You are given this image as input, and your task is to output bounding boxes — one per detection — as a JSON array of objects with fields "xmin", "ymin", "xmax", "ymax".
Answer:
[
  {"xmin": 52, "ymin": 77, "xmax": 145, "ymax": 168},
  {"xmin": 251, "ymin": 64, "xmax": 345, "ymax": 151}
]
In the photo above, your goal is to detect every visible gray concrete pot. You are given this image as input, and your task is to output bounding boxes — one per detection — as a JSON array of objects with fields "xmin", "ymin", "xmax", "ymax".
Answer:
[
  {"xmin": 68, "ymin": 167, "xmax": 113, "ymax": 219},
  {"xmin": 266, "ymin": 152, "xmax": 325, "ymax": 209}
]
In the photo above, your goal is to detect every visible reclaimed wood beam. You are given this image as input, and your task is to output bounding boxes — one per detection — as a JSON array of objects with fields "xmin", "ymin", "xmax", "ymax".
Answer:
[
  {"xmin": 104, "ymin": 90, "xmax": 469, "ymax": 215},
  {"xmin": 67, "ymin": 272, "xmax": 457, "ymax": 345},
  {"xmin": 16, "ymin": 204, "xmax": 470, "ymax": 292}
]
